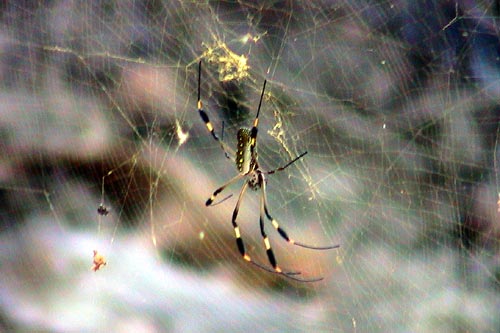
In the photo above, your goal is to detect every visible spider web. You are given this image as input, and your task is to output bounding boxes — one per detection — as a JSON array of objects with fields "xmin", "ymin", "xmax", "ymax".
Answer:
[{"xmin": 1, "ymin": 1, "xmax": 499, "ymax": 332}]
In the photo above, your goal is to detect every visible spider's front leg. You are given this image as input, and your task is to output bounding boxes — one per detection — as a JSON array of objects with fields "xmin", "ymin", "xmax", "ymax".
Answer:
[
  {"xmin": 248, "ymin": 79, "xmax": 266, "ymax": 154},
  {"xmin": 197, "ymin": 61, "xmax": 233, "ymax": 159}
]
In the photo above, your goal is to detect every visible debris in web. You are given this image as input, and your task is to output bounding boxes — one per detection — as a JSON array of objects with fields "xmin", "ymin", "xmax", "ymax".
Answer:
[{"xmin": 91, "ymin": 250, "xmax": 107, "ymax": 272}]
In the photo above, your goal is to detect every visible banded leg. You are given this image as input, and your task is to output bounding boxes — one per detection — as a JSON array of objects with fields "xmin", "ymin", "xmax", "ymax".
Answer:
[
  {"xmin": 205, "ymin": 173, "xmax": 245, "ymax": 206},
  {"xmin": 249, "ymin": 79, "xmax": 267, "ymax": 153},
  {"xmin": 257, "ymin": 186, "xmax": 325, "ymax": 282},
  {"xmin": 232, "ymin": 182, "xmax": 251, "ymax": 262},
  {"xmin": 259, "ymin": 192, "xmax": 280, "ymax": 273},
  {"xmin": 260, "ymin": 173, "xmax": 340, "ymax": 250},
  {"xmin": 265, "ymin": 151, "xmax": 308, "ymax": 175},
  {"xmin": 197, "ymin": 61, "xmax": 234, "ymax": 159},
  {"xmin": 231, "ymin": 182, "xmax": 280, "ymax": 272},
  {"xmin": 231, "ymin": 181, "xmax": 306, "ymax": 280}
]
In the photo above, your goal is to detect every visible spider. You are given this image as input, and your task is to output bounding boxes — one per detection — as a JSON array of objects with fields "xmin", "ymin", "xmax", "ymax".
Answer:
[{"xmin": 197, "ymin": 61, "xmax": 339, "ymax": 282}]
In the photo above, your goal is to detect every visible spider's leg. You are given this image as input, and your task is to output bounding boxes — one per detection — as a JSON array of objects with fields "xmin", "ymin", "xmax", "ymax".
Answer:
[
  {"xmin": 230, "ymin": 181, "xmax": 302, "ymax": 278},
  {"xmin": 259, "ymin": 194, "xmax": 280, "ymax": 272},
  {"xmin": 248, "ymin": 260, "xmax": 325, "ymax": 282},
  {"xmin": 261, "ymin": 173, "xmax": 340, "ymax": 250},
  {"xmin": 256, "ymin": 184, "xmax": 322, "ymax": 280},
  {"xmin": 249, "ymin": 79, "xmax": 267, "ymax": 154},
  {"xmin": 197, "ymin": 61, "xmax": 233, "ymax": 159},
  {"xmin": 247, "ymin": 260, "xmax": 325, "ymax": 282},
  {"xmin": 231, "ymin": 182, "xmax": 263, "ymax": 267},
  {"xmin": 265, "ymin": 151, "xmax": 308, "ymax": 175},
  {"xmin": 206, "ymin": 173, "xmax": 245, "ymax": 206}
]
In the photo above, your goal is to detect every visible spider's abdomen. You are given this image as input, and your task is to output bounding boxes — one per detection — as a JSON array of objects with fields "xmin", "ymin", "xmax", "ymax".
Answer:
[{"xmin": 236, "ymin": 128, "xmax": 254, "ymax": 174}]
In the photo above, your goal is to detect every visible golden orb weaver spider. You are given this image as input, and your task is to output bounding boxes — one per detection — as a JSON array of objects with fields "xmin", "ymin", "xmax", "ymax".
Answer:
[{"xmin": 197, "ymin": 61, "xmax": 339, "ymax": 282}]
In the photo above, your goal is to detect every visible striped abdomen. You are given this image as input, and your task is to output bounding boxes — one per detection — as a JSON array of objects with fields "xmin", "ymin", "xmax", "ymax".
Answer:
[{"xmin": 236, "ymin": 128, "xmax": 254, "ymax": 174}]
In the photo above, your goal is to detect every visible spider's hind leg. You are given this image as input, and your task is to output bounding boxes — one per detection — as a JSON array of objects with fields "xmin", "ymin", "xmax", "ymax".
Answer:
[
  {"xmin": 253, "ymin": 176, "xmax": 326, "ymax": 282},
  {"xmin": 260, "ymin": 173, "xmax": 340, "ymax": 250},
  {"xmin": 231, "ymin": 182, "xmax": 302, "ymax": 278}
]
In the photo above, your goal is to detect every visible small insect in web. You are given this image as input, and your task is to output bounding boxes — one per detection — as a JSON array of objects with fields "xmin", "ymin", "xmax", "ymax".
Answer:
[
  {"xmin": 97, "ymin": 203, "xmax": 109, "ymax": 216},
  {"xmin": 197, "ymin": 61, "xmax": 339, "ymax": 282}
]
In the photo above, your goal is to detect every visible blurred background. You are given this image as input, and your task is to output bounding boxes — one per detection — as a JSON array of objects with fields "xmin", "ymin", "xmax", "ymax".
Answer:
[{"xmin": 0, "ymin": 1, "xmax": 499, "ymax": 332}]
